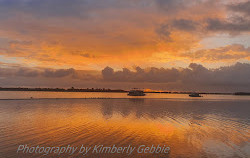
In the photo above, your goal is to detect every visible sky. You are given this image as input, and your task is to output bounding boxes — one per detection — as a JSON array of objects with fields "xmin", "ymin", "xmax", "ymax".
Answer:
[{"xmin": 0, "ymin": 0, "xmax": 250, "ymax": 92}]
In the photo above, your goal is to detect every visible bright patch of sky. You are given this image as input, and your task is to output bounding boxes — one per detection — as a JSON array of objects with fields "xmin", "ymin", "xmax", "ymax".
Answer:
[{"xmin": 201, "ymin": 34, "xmax": 250, "ymax": 49}]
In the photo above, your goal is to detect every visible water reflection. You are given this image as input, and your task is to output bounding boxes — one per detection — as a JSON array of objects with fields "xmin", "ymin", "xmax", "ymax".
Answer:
[{"xmin": 0, "ymin": 99, "xmax": 249, "ymax": 158}]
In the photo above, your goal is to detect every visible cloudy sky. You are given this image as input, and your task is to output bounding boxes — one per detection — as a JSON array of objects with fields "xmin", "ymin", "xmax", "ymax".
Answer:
[{"xmin": 0, "ymin": 0, "xmax": 250, "ymax": 92}]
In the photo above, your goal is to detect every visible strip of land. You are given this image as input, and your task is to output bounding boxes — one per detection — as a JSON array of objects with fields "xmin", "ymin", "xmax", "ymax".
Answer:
[{"xmin": 1, "ymin": 87, "xmax": 248, "ymax": 95}]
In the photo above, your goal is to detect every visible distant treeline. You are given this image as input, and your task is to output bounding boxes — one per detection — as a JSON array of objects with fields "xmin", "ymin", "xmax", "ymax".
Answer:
[
  {"xmin": 234, "ymin": 92, "xmax": 250, "ymax": 95},
  {"xmin": 146, "ymin": 91, "xmax": 232, "ymax": 95},
  {"xmin": 0, "ymin": 87, "xmax": 248, "ymax": 95},
  {"xmin": 0, "ymin": 87, "xmax": 126, "ymax": 93}
]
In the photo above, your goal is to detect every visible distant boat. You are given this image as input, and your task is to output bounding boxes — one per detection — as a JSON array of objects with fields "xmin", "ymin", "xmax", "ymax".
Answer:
[
  {"xmin": 189, "ymin": 93, "xmax": 202, "ymax": 97},
  {"xmin": 127, "ymin": 88, "xmax": 145, "ymax": 96}
]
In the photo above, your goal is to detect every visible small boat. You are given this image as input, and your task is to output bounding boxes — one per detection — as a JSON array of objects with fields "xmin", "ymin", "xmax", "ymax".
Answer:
[
  {"xmin": 127, "ymin": 88, "xmax": 145, "ymax": 96},
  {"xmin": 189, "ymin": 93, "xmax": 202, "ymax": 97}
]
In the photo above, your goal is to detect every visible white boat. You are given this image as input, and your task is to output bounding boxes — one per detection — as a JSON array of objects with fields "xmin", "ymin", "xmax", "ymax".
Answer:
[
  {"xmin": 189, "ymin": 93, "xmax": 202, "ymax": 97},
  {"xmin": 127, "ymin": 88, "xmax": 145, "ymax": 96}
]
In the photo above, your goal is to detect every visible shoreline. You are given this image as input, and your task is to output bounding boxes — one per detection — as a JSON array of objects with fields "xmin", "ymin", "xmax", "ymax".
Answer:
[{"xmin": 0, "ymin": 89, "xmax": 234, "ymax": 95}]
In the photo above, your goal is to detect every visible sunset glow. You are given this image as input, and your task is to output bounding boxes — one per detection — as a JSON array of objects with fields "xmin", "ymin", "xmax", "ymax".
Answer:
[{"xmin": 0, "ymin": 0, "xmax": 250, "ymax": 91}]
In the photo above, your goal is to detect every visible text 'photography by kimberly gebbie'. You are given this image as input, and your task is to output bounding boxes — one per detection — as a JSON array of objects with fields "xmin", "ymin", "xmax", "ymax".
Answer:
[{"xmin": 17, "ymin": 144, "xmax": 170, "ymax": 156}]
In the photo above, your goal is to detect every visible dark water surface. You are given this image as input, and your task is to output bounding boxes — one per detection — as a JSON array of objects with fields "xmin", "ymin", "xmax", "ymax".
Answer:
[{"xmin": 0, "ymin": 97, "xmax": 249, "ymax": 157}]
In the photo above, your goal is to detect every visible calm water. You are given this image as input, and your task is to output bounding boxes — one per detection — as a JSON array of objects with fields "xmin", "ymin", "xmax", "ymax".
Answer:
[
  {"xmin": 0, "ymin": 92, "xmax": 249, "ymax": 157},
  {"xmin": 1, "ymin": 91, "xmax": 250, "ymax": 101}
]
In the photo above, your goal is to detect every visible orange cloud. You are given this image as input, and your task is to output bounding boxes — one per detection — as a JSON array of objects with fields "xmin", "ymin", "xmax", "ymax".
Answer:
[{"xmin": 0, "ymin": 0, "xmax": 249, "ymax": 70}]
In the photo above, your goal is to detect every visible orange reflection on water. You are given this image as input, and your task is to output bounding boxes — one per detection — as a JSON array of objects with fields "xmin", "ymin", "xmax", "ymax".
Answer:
[{"xmin": 0, "ymin": 99, "xmax": 249, "ymax": 157}]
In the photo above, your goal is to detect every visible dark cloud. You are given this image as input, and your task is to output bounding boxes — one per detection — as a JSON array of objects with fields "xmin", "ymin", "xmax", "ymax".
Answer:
[
  {"xmin": 79, "ymin": 53, "xmax": 96, "ymax": 58},
  {"xmin": 206, "ymin": 17, "xmax": 250, "ymax": 33},
  {"xmin": 0, "ymin": 67, "xmax": 14, "ymax": 76},
  {"xmin": 0, "ymin": 0, "xmax": 90, "ymax": 18},
  {"xmin": 0, "ymin": 0, "xmax": 153, "ymax": 19},
  {"xmin": 157, "ymin": 16, "xmax": 250, "ymax": 39},
  {"xmin": 9, "ymin": 40, "xmax": 32, "ymax": 46},
  {"xmin": 228, "ymin": 1, "xmax": 250, "ymax": 16},
  {"xmin": 101, "ymin": 65, "xmax": 179, "ymax": 83},
  {"xmin": 0, "ymin": 67, "xmax": 40, "ymax": 78},
  {"xmin": 155, "ymin": 1, "xmax": 250, "ymax": 37},
  {"xmin": 201, "ymin": 1, "xmax": 250, "ymax": 34},
  {"xmin": 80, "ymin": 53, "xmax": 91, "ymax": 58},
  {"xmin": 215, "ymin": 1, "xmax": 250, "ymax": 34},
  {"xmin": 1, "ymin": 62, "xmax": 250, "ymax": 91},
  {"xmin": 16, "ymin": 67, "xmax": 40, "ymax": 77},
  {"xmin": 43, "ymin": 68, "xmax": 75, "ymax": 78},
  {"xmin": 101, "ymin": 62, "xmax": 250, "ymax": 89},
  {"xmin": 102, "ymin": 67, "xmax": 114, "ymax": 80},
  {"xmin": 172, "ymin": 19, "xmax": 198, "ymax": 31},
  {"xmin": 155, "ymin": 23, "xmax": 172, "ymax": 41},
  {"xmin": 157, "ymin": 19, "xmax": 198, "ymax": 37},
  {"xmin": 0, "ymin": 66, "xmax": 99, "ymax": 80},
  {"xmin": 0, "ymin": 67, "xmax": 39, "ymax": 77},
  {"xmin": 0, "ymin": 0, "xmax": 196, "ymax": 18},
  {"xmin": 155, "ymin": 0, "xmax": 193, "ymax": 13}
]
